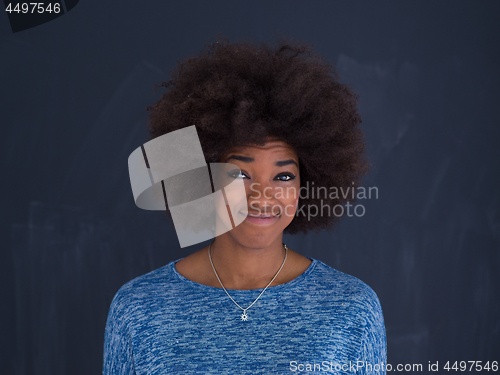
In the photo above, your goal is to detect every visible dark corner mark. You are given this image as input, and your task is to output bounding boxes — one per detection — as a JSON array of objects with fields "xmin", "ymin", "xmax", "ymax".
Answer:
[{"xmin": 4, "ymin": 0, "xmax": 79, "ymax": 33}]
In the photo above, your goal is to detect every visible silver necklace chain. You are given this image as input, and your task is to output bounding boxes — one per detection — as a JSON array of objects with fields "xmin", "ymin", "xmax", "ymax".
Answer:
[{"xmin": 208, "ymin": 241, "xmax": 288, "ymax": 321}]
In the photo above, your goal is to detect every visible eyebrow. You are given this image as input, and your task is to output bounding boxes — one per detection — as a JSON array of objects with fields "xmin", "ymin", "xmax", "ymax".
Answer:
[
  {"xmin": 275, "ymin": 159, "xmax": 299, "ymax": 167},
  {"xmin": 225, "ymin": 155, "xmax": 298, "ymax": 168}
]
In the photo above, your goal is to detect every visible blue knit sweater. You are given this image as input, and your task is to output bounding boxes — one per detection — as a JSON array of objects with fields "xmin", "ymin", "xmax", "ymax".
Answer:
[{"xmin": 103, "ymin": 257, "xmax": 386, "ymax": 374}]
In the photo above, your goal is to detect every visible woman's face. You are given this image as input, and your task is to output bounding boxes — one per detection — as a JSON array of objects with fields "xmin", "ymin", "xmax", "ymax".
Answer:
[{"xmin": 220, "ymin": 140, "xmax": 300, "ymax": 249}]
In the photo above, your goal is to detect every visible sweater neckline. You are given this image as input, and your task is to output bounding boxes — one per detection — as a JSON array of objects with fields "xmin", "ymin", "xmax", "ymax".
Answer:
[{"xmin": 169, "ymin": 256, "xmax": 318, "ymax": 292}]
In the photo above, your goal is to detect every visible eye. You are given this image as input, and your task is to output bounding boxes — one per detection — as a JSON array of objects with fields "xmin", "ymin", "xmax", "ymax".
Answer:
[
  {"xmin": 275, "ymin": 173, "xmax": 296, "ymax": 182},
  {"xmin": 227, "ymin": 170, "xmax": 249, "ymax": 179}
]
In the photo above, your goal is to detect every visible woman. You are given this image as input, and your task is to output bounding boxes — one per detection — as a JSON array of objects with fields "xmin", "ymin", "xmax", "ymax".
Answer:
[{"xmin": 103, "ymin": 36, "xmax": 386, "ymax": 374}]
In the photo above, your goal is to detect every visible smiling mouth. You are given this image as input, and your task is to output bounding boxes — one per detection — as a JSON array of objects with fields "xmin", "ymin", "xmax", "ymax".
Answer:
[
  {"xmin": 248, "ymin": 213, "xmax": 280, "ymax": 218},
  {"xmin": 241, "ymin": 211, "xmax": 281, "ymax": 225}
]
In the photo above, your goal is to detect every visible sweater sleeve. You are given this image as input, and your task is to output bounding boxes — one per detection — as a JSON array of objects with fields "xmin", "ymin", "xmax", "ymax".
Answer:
[
  {"xmin": 102, "ymin": 288, "xmax": 137, "ymax": 375},
  {"xmin": 355, "ymin": 286, "xmax": 387, "ymax": 374}
]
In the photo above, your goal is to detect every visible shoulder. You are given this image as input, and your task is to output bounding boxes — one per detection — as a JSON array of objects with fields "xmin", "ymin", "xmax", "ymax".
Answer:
[
  {"xmin": 310, "ymin": 260, "xmax": 381, "ymax": 299},
  {"xmin": 309, "ymin": 259, "xmax": 387, "ymax": 360},
  {"xmin": 106, "ymin": 261, "xmax": 179, "ymax": 321},
  {"xmin": 307, "ymin": 259, "xmax": 384, "ymax": 319}
]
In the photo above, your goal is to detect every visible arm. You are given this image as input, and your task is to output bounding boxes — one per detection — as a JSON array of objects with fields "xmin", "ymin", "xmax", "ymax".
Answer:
[
  {"xmin": 356, "ymin": 288, "xmax": 387, "ymax": 375},
  {"xmin": 102, "ymin": 290, "xmax": 137, "ymax": 375}
]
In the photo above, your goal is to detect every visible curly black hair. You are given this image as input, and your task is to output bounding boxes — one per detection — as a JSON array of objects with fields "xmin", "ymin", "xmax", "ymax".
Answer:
[{"xmin": 145, "ymin": 35, "xmax": 369, "ymax": 235}]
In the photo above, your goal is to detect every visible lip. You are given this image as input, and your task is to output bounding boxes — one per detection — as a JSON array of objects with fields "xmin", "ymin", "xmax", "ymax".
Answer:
[{"xmin": 241, "ymin": 211, "xmax": 280, "ymax": 225}]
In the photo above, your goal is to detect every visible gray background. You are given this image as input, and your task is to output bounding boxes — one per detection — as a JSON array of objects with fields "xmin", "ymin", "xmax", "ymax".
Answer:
[{"xmin": 1, "ymin": 1, "xmax": 499, "ymax": 374}]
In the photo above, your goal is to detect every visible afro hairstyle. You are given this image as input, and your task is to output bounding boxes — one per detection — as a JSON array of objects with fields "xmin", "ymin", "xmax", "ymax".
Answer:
[{"xmin": 145, "ymin": 35, "xmax": 369, "ymax": 235}]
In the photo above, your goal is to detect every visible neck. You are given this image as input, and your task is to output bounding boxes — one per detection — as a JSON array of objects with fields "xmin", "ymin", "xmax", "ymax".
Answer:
[{"xmin": 208, "ymin": 235, "xmax": 286, "ymax": 290}]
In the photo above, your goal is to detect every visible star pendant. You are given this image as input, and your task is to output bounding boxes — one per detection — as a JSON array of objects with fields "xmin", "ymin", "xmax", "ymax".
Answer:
[{"xmin": 241, "ymin": 311, "xmax": 248, "ymax": 321}]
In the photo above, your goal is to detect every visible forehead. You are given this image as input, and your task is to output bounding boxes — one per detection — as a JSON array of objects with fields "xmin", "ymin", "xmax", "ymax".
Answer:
[{"xmin": 225, "ymin": 140, "xmax": 298, "ymax": 158}]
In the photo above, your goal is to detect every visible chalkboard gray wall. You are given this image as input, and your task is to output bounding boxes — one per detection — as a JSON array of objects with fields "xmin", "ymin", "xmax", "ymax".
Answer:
[{"xmin": 1, "ymin": 1, "xmax": 499, "ymax": 374}]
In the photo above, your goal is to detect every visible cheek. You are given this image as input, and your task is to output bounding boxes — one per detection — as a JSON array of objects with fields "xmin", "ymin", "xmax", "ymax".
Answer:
[
  {"xmin": 288, "ymin": 193, "xmax": 299, "ymax": 207},
  {"xmin": 291, "ymin": 182, "xmax": 300, "ymax": 203},
  {"xmin": 280, "ymin": 185, "xmax": 300, "ymax": 217}
]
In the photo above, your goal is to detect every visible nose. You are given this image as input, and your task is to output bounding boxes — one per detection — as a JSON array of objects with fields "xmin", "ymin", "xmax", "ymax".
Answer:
[{"xmin": 247, "ymin": 181, "xmax": 278, "ymax": 214}]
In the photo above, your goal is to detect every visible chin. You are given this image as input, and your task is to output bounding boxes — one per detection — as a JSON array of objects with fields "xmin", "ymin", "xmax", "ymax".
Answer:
[{"xmin": 227, "ymin": 223, "xmax": 289, "ymax": 250}]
